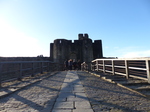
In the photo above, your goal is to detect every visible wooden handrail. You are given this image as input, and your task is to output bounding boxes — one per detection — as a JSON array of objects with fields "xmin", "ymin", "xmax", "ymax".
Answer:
[
  {"xmin": 82, "ymin": 58, "xmax": 150, "ymax": 83},
  {"xmin": 0, "ymin": 61, "xmax": 53, "ymax": 87}
]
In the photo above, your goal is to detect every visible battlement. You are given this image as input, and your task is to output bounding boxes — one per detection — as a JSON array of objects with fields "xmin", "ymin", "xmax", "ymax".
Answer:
[
  {"xmin": 78, "ymin": 33, "xmax": 89, "ymax": 40},
  {"xmin": 50, "ymin": 34, "xmax": 103, "ymax": 63},
  {"xmin": 54, "ymin": 39, "xmax": 71, "ymax": 45}
]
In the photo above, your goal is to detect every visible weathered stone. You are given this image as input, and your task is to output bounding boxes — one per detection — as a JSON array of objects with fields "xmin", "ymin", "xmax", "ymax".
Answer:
[
  {"xmin": 73, "ymin": 109, "xmax": 94, "ymax": 112},
  {"xmin": 50, "ymin": 34, "xmax": 103, "ymax": 64},
  {"xmin": 75, "ymin": 101, "xmax": 92, "ymax": 109},
  {"xmin": 53, "ymin": 102, "xmax": 74, "ymax": 109}
]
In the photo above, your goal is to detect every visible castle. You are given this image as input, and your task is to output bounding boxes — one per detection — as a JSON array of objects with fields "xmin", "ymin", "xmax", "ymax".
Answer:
[{"xmin": 50, "ymin": 34, "xmax": 103, "ymax": 63}]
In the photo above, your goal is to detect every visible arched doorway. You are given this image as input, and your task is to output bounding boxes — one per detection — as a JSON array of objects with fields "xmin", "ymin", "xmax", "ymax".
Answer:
[{"xmin": 69, "ymin": 52, "xmax": 77, "ymax": 60}]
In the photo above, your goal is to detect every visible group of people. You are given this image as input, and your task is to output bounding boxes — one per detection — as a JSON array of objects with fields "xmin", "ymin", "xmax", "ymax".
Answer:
[{"xmin": 64, "ymin": 59, "xmax": 82, "ymax": 70}]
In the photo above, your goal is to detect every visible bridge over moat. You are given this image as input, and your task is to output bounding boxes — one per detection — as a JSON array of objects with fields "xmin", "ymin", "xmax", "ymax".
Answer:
[
  {"xmin": 1, "ymin": 34, "xmax": 150, "ymax": 111},
  {"xmin": 1, "ymin": 70, "xmax": 150, "ymax": 111},
  {"xmin": 50, "ymin": 33, "xmax": 103, "ymax": 64}
]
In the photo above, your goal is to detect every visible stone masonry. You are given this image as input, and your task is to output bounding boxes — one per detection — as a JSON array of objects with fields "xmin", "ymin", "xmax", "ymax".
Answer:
[{"xmin": 50, "ymin": 34, "xmax": 103, "ymax": 64}]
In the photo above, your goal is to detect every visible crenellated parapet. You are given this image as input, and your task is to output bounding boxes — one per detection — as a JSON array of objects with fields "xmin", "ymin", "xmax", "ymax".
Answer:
[{"xmin": 50, "ymin": 34, "xmax": 103, "ymax": 64}]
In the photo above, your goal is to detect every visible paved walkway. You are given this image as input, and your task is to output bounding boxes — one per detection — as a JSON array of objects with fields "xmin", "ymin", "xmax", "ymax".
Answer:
[
  {"xmin": 1, "ymin": 71, "xmax": 150, "ymax": 111},
  {"xmin": 0, "ymin": 71, "xmax": 93, "ymax": 112},
  {"xmin": 52, "ymin": 71, "xmax": 93, "ymax": 112}
]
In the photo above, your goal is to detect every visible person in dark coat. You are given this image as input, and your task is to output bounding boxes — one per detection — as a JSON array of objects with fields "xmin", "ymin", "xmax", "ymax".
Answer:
[
  {"xmin": 73, "ymin": 59, "xmax": 77, "ymax": 70},
  {"xmin": 77, "ymin": 60, "xmax": 82, "ymax": 70},
  {"xmin": 68, "ymin": 59, "xmax": 73, "ymax": 70},
  {"xmin": 64, "ymin": 60, "xmax": 68, "ymax": 70}
]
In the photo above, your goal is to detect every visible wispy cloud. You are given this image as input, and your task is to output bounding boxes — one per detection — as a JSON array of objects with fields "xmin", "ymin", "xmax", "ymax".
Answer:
[
  {"xmin": 121, "ymin": 50, "xmax": 150, "ymax": 58},
  {"xmin": 116, "ymin": 46, "xmax": 150, "ymax": 58},
  {"xmin": 104, "ymin": 46, "xmax": 150, "ymax": 58}
]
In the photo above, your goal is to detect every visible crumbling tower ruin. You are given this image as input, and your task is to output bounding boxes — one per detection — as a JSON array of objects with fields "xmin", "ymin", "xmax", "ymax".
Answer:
[{"xmin": 50, "ymin": 34, "xmax": 103, "ymax": 64}]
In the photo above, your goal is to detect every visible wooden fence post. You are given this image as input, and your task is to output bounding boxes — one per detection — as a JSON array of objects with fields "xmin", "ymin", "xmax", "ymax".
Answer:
[
  {"xmin": 125, "ymin": 60, "xmax": 129, "ymax": 79},
  {"xmin": 0, "ymin": 63, "xmax": 2, "ymax": 87},
  {"xmin": 31, "ymin": 62, "xmax": 34, "ymax": 77},
  {"xmin": 86, "ymin": 63, "xmax": 88, "ymax": 71},
  {"xmin": 41, "ymin": 62, "xmax": 43, "ymax": 74},
  {"xmin": 18, "ymin": 63, "xmax": 22, "ymax": 81},
  {"xmin": 91, "ymin": 63, "xmax": 93, "ymax": 71},
  {"xmin": 96, "ymin": 60, "xmax": 98, "ymax": 71},
  {"xmin": 103, "ymin": 60, "xmax": 105, "ymax": 73},
  {"xmin": 91, "ymin": 62, "xmax": 94, "ymax": 71},
  {"xmin": 49, "ymin": 62, "xmax": 52, "ymax": 71},
  {"xmin": 47, "ymin": 62, "xmax": 49, "ymax": 72},
  {"xmin": 146, "ymin": 60, "xmax": 150, "ymax": 83},
  {"xmin": 112, "ymin": 60, "xmax": 115, "ymax": 75}
]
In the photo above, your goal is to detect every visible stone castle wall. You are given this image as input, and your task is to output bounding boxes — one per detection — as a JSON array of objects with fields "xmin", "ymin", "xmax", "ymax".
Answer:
[
  {"xmin": 0, "ymin": 57, "xmax": 50, "ymax": 62},
  {"xmin": 50, "ymin": 34, "xmax": 103, "ymax": 64}
]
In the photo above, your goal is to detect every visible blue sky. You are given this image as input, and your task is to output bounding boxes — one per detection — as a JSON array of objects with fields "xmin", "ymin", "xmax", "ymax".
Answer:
[{"xmin": 0, "ymin": 0, "xmax": 150, "ymax": 58}]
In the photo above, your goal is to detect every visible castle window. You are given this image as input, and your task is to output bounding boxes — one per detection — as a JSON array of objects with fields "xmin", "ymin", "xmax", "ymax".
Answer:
[{"xmin": 60, "ymin": 40, "xmax": 61, "ymax": 43}]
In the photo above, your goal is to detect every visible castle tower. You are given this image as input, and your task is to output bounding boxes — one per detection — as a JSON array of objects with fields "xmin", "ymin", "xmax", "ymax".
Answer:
[
  {"xmin": 50, "ymin": 34, "xmax": 103, "ymax": 64},
  {"xmin": 78, "ymin": 33, "xmax": 93, "ymax": 63},
  {"xmin": 51, "ymin": 39, "xmax": 71, "ymax": 63}
]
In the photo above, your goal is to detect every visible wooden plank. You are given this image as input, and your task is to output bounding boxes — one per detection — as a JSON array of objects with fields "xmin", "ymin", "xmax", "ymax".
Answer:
[{"xmin": 146, "ymin": 60, "xmax": 150, "ymax": 83}]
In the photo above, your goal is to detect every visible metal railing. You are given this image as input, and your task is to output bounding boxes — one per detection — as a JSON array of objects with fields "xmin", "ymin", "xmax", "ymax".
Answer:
[
  {"xmin": 0, "ymin": 61, "xmax": 53, "ymax": 86},
  {"xmin": 82, "ymin": 58, "xmax": 150, "ymax": 83}
]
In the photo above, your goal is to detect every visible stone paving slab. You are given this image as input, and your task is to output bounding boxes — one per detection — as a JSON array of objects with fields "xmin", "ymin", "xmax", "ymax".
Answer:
[
  {"xmin": 58, "ymin": 92, "xmax": 75, "ymax": 98},
  {"xmin": 52, "ymin": 71, "xmax": 94, "ymax": 112},
  {"xmin": 73, "ymin": 90, "xmax": 85, "ymax": 92},
  {"xmin": 52, "ymin": 110, "xmax": 72, "ymax": 112},
  {"xmin": 60, "ymin": 89, "xmax": 73, "ymax": 92},
  {"xmin": 56, "ymin": 97, "xmax": 67, "ymax": 101},
  {"xmin": 73, "ymin": 109, "xmax": 94, "ymax": 112},
  {"xmin": 66, "ymin": 95, "xmax": 76, "ymax": 99},
  {"xmin": 75, "ymin": 101, "xmax": 92, "ymax": 109},
  {"xmin": 67, "ymin": 97, "xmax": 89, "ymax": 101},
  {"xmin": 74, "ymin": 85, "xmax": 84, "ymax": 88},
  {"xmin": 75, "ymin": 92, "xmax": 87, "ymax": 97},
  {"xmin": 53, "ymin": 102, "xmax": 74, "ymax": 109},
  {"xmin": 73, "ymin": 87, "xmax": 84, "ymax": 92}
]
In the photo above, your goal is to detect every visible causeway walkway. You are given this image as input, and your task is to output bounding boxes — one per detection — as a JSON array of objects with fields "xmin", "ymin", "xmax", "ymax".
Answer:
[
  {"xmin": 0, "ymin": 71, "xmax": 94, "ymax": 112},
  {"xmin": 1, "ymin": 71, "xmax": 150, "ymax": 111},
  {"xmin": 52, "ymin": 71, "xmax": 93, "ymax": 112}
]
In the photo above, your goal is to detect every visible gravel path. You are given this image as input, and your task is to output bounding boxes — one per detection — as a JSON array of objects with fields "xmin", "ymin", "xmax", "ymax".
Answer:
[
  {"xmin": 1, "ymin": 71, "xmax": 150, "ymax": 112},
  {"xmin": 0, "ymin": 71, "xmax": 67, "ymax": 112},
  {"xmin": 77, "ymin": 71, "xmax": 150, "ymax": 112}
]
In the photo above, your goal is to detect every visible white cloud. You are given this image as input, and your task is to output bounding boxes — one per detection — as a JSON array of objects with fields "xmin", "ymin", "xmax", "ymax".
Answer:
[
  {"xmin": 0, "ymin": 19, "xmax": 46, "ymax": 57},
  {"xmin": 104, "ymin": 46, "xmax": 150, "ymax": 58},
  {"xmin": 114, "ymin": 46, "xmax": 150, "ymax": 58},
  {"xmin": 121, "ymin": 50, "xmax": 150, "ymax": 58}
]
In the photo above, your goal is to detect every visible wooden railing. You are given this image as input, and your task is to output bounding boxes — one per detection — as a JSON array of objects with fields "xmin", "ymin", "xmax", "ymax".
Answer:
[
  {"xmin": 81, "ymin": 62, "xmax": 88, "ymax": 71},
  {"xmin": 0, "ymin": 61, "xmax": 54, "ymax": 86},
  {"xmin": 82, "ymin": 59, "xmax": 150, "ymax": 83}
]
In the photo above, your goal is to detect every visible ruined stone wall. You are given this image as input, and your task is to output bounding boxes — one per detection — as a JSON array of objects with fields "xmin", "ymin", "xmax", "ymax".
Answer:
[
  {"xmin": 50, "ymin": 34, "xmax": 103, "ymax": 64},
  {"xmin": 52, "ymin": 39, "xmax": 71, "ymax": 63},
  {"xmin": 93, "ymin": 40, "xmax": 103, "ymax": 59},
  {"xmin": 0, "ymin": 57, "xmax": 50, "ymax": 62},
  {"xmin": 82, "ymin": 38, "xmax": 93, "ymax": 63}
]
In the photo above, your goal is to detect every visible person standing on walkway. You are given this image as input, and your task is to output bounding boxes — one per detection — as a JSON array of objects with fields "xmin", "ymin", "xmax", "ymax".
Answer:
[
  {"xmin": 64, "ymin": 60, "xmax": 68, "ymax": 70},
  {"xmin": 68, "ymin": 59, "xmax": 73, "ymax": 70},
  {"xmin": 73, "ymin": 59, "xmax": 77, "ymax": 70},
  {"xmin": 77, "ymin": 60, "xmax": 82, "ymax": 70}
]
